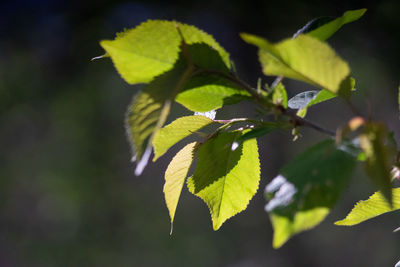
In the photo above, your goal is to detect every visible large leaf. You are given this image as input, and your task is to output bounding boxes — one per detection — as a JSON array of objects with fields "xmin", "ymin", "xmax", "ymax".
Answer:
[
  {"xmin": 294, "ymin": 9, "xmax": 367, "ymax": 41},
  {"xmin": 335, "ymin": 188, "xmax": 400, "ymax": 226},
  {"xmin": 187, "ymin": 131, "xmax": 260, "ymax": 230},
  {"xmin": 240, "ymin": 34, "xmax": 351, "ymax": 95},
  {"xmin": 125, "ymin": 60, "xmax": 193, "ymax": 175},
  {"xmin": 264, "ymin": 139, "xmax": 356, "ymax": 248},
  {"xmin": 164, "ymin": 142, "xmax": 198, "ymax": 233},
  {"xmin": 359, "ymin": 123, "xmax": 396, "ymax": 204},
  {"xmin": 176, "ymin": 74, "xmax": 251, "ymax": 112},
  {"xmin": 153, "ymin": 115, "xmax": 215, "ymax": 161},
  {"xmin": 100, "ymin": 20, "xmax": 231, "ymax": 84}
]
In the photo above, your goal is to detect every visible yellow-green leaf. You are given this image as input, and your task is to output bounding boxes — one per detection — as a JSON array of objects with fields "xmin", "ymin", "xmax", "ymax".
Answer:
[
  {"xmin": 164, "ymin": 142, "xmax": 198, "ymax": 233},
  {"xmin": 240, "ymin": 34, "xmax": 351, "ymax": 95},
  {"xmin": 100, "ymin": 20, "xmax": 231, "ymax": 84},
  {"xmin": 153, "ymin": 115, "xmax": 215, "ymax": 161},
  {"xmin": 187, "ymin": 131, "xmax": 260, "ymax": 230},
  {"xmin": 335, "ymin": 188, "xmax": 400, "ymax": 226},
  {"xmin": 125, "ymin": 60, "xmax": 193, "ymax": 175}
]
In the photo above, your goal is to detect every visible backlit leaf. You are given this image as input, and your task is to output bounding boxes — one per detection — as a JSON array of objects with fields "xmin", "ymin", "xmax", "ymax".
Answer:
[
  {"xmin": 187, "ymin": 131, "xmax": 260, "ymax": 230},
  {"xmin": 125, "ymin": 60, "xmax": 193, "ymax": 175},
  {"xmin": 164, "ymin": 142, "xmax": 198, "ymax": 233},
  {"xmin": 240, "ymin": 34, "xmax": 351, "ymax": 95},
  {"xmin": 264, "ymin": 139, "xmax": 356, "ymax": 248},
  {"xmin": 271, "ymin": 83, "xmax": 288, "ymax": 108},
  {"xmin": 176, "ymin": 74, "xmax": 251, "ymax": 112},
  {"xmin": 335, "ymin": 188, "xmax": 400, "ymax": 226},
  {"xmin": 153, "ymin": 115, "xmax": 215, "ymax": 161},
  {"xmin": 100, "ymin": 20, "xmax": 231, "ymax": 84}
]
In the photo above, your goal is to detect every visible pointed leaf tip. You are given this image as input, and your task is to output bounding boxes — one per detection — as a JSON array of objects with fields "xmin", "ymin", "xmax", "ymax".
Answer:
[
  {"xmin": 188, "ymin": 131, "xmax": 260, "ymax": 230},
  {"xmin": 335, "ymin": 188, "xmax": 400, "ymax": 226},
  {"xmin": 164, "ymin": 142, "xmax": 197, "ymax": 230}
]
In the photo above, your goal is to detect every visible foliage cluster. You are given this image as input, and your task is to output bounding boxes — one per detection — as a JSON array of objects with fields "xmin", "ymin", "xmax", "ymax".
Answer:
[{"xmin": 96, "ymin": 9, "xmax": 400, "ymax": 249}]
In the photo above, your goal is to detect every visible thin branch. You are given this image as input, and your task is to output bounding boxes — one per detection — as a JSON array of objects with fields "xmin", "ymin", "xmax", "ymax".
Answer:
[{"xmin": 194, "ymin": 68, "xmax": 336, "ymax": 137}]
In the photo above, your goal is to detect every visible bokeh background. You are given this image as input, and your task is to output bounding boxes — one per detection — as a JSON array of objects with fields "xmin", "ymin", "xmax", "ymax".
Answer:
[{"xmin": 1, "ymin": 0, "xmax": 399, "ymax": 266}]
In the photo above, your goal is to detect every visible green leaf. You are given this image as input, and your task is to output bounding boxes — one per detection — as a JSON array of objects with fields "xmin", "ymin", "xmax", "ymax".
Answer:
[
  {"xmin": 304, "ymin": 9, "xmax": 367, "ymax": 41},
  {"xmin": 265, "ymin": 139, "xmax": 356, "ymax": 248},
  {"xmin": 359, "ymin": 123, "xmax": 396, "ymax": 204},
  {"xmin": 153, "ymin": 115, "xmax": 215, "ymax": 161},
  {"xmin": 271, "ymin": 83, "xmax": 288, "ymax": 108},
  {"xmin": 335, "ymin": 188, "xmax": 400, "ymax": 226},
  {"xmin": 176, "ymin": 74, "xmax": 251, "ymax": 112},
  {"xmin": 187, "ymin": 131, "xmax": 260, "ymax": 230},
  {"xmin": 100, "ymin": 20, "xmax": 231, "ymax": 84},
  {"xmin": 164, "ymin": 142, "xmax": 198, "ymax": 233},
  {"xmin": 125, "ymin": 59, "xmax": 194, "ymax": 175},
  {"xmin": 240, "ymin": 34, "xmax": 351, "ymax": 95},
  {"xmin": 296, "ymin": 77, "xmax": 355, "ymax": 117}
]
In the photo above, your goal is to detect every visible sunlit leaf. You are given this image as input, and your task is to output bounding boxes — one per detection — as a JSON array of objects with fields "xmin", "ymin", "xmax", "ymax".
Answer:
[
  {"xmin": 240, "ymin": 34, "xmax": 351, "ymax": 95},
  {"xmin": 153, "ymin": 115, "xmax": 215, "ymax": 161},
  {"xmin": 164, "ymin": 142, "xmax": 198, "ymax": 233},
  {"xmin": 187, "ymin": 131, "xmax": 260, "ymax": 230},
  {"xmin": 125, "ymin": 59, "xmax": 192, "ymax": 175},
  {"xmin": 335, "ymin": 188, "xmax": 400, "ymax": 226},
  {"xmin": 100, "ymin": 20, "xmax": 231, "ymax": 84},
  {"xmin": 265, "ymin": 139, "xmax": 356, "ymax": 248},
  {"xmin": 176, "ymin": 74, "xmax": 251, "ymax": 112},
  {"xmin": 271, "ymin": 83, "xmax": 288, "ymax": 108}
]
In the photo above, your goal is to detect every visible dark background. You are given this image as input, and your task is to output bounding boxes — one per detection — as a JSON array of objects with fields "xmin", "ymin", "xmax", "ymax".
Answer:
[{"xmin": 1, "ymin": 0, "xmax": 399, "ymax": 266}]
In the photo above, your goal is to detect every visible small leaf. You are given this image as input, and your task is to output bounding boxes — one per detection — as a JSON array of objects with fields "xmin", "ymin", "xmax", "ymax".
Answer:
[
  {"xmin": 296, "ymin": 77, "xmax": 355, "ymax": 117},
  {"xmin": 288, "ymin": 90, "xmax": 319, "ymax": 110},
  {"xmin": 164, "ymin": 142, "xmax": 198, "ymax": 233},
  {"xmin": 304, "ymin": 9, "xmax": 367, "ymax": 41},
  {"xmin": 188, "ymin": 131, "xmax": 260, "ymax": 230},
  {"xmin": 125, "ymin": 59, "xmax": 193, "ymax": 175},
  {"xmin": 176, "ymin": 74, "xmax": 251, "ymax": 112},
  {"xmin": 153, "ymin": 115, "xmax": 216, "ymax": 161},
  {"xmin": 240, "ymin": 34, "xmax": 351, "ymax": 95},
  {"xmin": 265, "ymin": 139, "xmax": 356, "ymax": 248},
  {"xmin": 335, "ymin": 188, "xmax": 400, "ymax": 226},
  {"xmin": 359, "ymin": 123, "xmax": 396, "ymax": 204},
  {"xmin": 100, "ymin": 20, "xmax": 231, "ymax": 84},
  {"xmin": 271, "ymin": 83, "xmax": 288, "ymax": 108}
]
